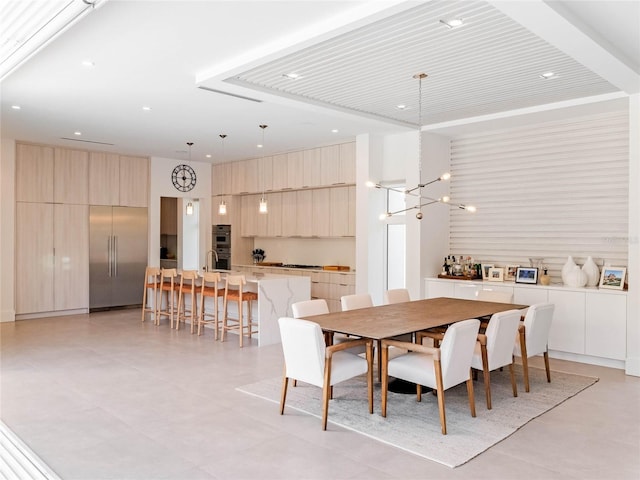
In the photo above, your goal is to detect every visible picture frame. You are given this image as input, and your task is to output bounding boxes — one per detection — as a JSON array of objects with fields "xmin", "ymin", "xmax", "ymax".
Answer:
[
  {"xmin": 515, "ymin": 267, "xmax": 538, "ymax": 284},
  {"xmin": 481, "ymin": 264, "xmax": 494, "ymax": 281},
  {"xmin": 599, "ymin": 267, "xmax": 626, "ymax": 290},
  {"xmin": 487, "ymin": 267, "xmax": 504, "ymax": 282},
  {"xmin": 505, "ymin": 264, "xmax": 520, "ymax": 282}
]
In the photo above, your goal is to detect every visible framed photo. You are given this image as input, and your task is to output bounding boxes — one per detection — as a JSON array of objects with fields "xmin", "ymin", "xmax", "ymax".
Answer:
[
  {"xmin": 487, "ymin": 267, "xmax": 504, "ymax": 282},
  {"xmin": 515, "ymin": 267, "xmax": 538, "ymax": 284},
  {"xmin": 505, "ymin": 265, "xmax": 520, "ymax": 282},
  {"xmin": 481, "ymin": 264, "xmax": 494, "ymax": 280},
  {"xmin": 599, "ymin": 267, "xmax": 626, "ymax": 290}
]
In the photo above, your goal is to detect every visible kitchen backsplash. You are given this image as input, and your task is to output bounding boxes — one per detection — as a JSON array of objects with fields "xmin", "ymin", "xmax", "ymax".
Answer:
[{"xmin": 253, "ymin": 237, "xmax": 355, "ymax": 268}]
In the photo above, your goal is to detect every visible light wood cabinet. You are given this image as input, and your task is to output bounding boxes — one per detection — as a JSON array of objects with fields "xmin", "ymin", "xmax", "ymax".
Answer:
[
  {"xmin": 348, "ymin": 186, "xmax": 356, "ymax": 236},
  {"xmin": 287, "ymin": 151, "xmax": 304, "ymax": 190},
  {"xmin": 54, "ymin": 147, "xmax": 88, "ymax": 204},
  {"xmin": 320, "ymin": 145, "xmax": 341, "ymax": 186},
  {"xmin": 296, "ymin": 190, "xmax": 313, "ymax": 237},
  {"xmin": 266, "ymin": 192, "xmax": 282, "ymax": 237},
  {"xmin": 241, "ymin": 194, "xmax": 257, "ymax": 237},
  {"xmin": 281, "ymin": 191, "xmax": 297, "ymax": 237},
  {"xmin": 212, "ymin": 162, "xmax": 233, "ymax": 196},
  {"xmin": 160, "ymin": 197, "xmax": 178, "ymax": 234},
  {"xmin": 89, "ymin": 152, "xmax": 120, "ymax": 205},
  {"xmin": 119, "ymin": 155, "xmax": 148, "ymax": 207},
  {"xmin": 312, "ymin": 189, "xmax": 330, "ymax": 237},
  {"xmin": 330, "ymin": 187, "xmax": 349, "ymax": 237},
  {"xmin": 339, "ymin": 142, "xmax": 356, "ymax": 184},
  {"xmin": 232, "ymin": 159, "xmax": 259, "ymax": 194},
  {"xmin": 261, "ymin": 156, "xmax": 273, "ymax": 191},
  {"xmin": 302, "ymin": 148, "xmax": 322, "ymax": 188},
  {"xmin": 15, "ymin": 202, "xmax": 89, "ymax": 315},
  {"xmin": 16, "ymin": 143, "xmax": 54, "ymax": 203},
  {"xmin": 271, "ymin": 154, "xmax": 288, "ymax": 191}
]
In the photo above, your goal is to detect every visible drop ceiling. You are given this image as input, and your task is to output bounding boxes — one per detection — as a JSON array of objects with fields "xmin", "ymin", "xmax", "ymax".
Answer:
[{"xmin": 1, "ymin": 0, "xmax": 638, "ymax": 163}]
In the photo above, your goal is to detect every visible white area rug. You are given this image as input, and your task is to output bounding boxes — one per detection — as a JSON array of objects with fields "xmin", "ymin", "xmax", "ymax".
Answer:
[{"xmin": 237, "ymin": 365, "xmax": 598, "ymax": 467}]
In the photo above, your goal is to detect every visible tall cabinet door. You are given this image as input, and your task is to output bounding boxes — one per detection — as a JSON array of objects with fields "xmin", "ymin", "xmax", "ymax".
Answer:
[
  {"xmin": 54, "ymin": 204, "xmax": 89, "ymax": 310},
  {"xmin": 89, "ymin": 152, "xmax": 120, "ymax": 205},
  {"xmin": 15, "ymin": 143, "xmax": 54, "ymax": 203},
  {"xmin": 15, "ymin": 202, "xmax": 55, "ymax": 314}
]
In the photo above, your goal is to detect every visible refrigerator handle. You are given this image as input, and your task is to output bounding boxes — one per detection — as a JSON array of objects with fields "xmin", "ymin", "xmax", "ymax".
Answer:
[
  {"xmin": 113, "ymin": 235, "xmax": 118, "ymax": 276},
  {"xmin": 107, "ymin": 236, "xmax": 112, "ymax": 277}
]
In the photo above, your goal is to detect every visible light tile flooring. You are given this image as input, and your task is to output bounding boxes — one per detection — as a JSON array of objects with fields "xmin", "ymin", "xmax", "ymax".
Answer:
[{"xmin": 1, "ymin": 309, "xmax": 639, "ymax": 480}]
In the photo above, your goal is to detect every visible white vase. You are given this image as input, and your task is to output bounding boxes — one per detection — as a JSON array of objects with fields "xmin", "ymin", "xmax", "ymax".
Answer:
[
  {"xmin": 561, "ymin": 256, "xmax": 577, "ymax": 285},
  {"xmin": 566, "ymin": 265, "xmax": 588, "ymax": 288},
  {"xmin": 582, "ymin": 256, "xmax": 600, "ymax": 287}
]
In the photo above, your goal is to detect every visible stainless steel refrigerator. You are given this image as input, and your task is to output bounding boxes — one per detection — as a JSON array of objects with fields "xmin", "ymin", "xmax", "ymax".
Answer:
[{"xmin": 90, "ymin": 206, "xmax": 148, "ymax": 310}]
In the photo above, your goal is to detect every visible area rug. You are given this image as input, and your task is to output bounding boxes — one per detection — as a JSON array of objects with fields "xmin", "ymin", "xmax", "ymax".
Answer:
[{"xmin": 237, "ymin": 365, "xmax": 598, "ymax": 467}]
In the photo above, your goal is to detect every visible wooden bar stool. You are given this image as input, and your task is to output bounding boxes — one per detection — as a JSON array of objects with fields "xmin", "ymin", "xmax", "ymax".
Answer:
[
  {"xmin": 221, "ymin": 274, "xmax": 258, "ymax": 347},
  {"xmin": 176, "ymin": 270, "xmax": 199, "ymax": 333},
  {"xmin": 157, "ymin": 268, "xmax": 178, "ymax": 327},
  {"xmin": 141, "ymin": 266, "xmax": 161, "ymax": 323},
  {"xmin": 197, "ymin": 271, "xmax": 223, "ymax": 338}
]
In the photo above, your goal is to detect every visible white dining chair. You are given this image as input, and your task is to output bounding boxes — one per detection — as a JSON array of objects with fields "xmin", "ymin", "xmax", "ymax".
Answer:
[
  {"xmin": 381, "ymin": 318, "xmax": 481, "ymax": 435},
  {"xmin": 278, "ymin": 317, "xmax": 373, "ymax": 430},
  {"xmin": 470, "ymin": 309, "xmax": 522, "ymax": 409},
  {"xmin": 383, "ymin": 288, "xmax": 411, "ymax": 305},
  {"xmin": 513, "ymin": 303, "xmax": 554, "ymax": 392}
]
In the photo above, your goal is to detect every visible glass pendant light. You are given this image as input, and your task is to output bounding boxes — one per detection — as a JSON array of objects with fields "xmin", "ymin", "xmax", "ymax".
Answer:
[
  {"xmin": 218, "ymin": 134, "xmax": 227, "ymax": 216},
  {"xmin": 258, "ymin": 124, "xmax": 268, "ymax": 214}
]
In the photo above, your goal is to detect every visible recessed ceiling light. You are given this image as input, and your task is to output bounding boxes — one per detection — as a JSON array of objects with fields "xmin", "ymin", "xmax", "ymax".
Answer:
[
  {"xmin": 539, "ymin": 71, "xmax": 557, "ymax": 79},
  {"xmin": 81, "ymin": 60, "xmax": 95, "ymax": 68},
  {"xmin": 257, "ymin": 144, "xmax": 263, "ymax": 148},
  {"xmin": 440, "ymin": 18, "xmax": 464, "ymax": 29},
  {"xmin": 282, "ymin": 72, "xmax": 302, "ymax": 80},
  {"xmin": 396, "ymin": 104, "xmax": 407, "ymax": 110},
  {"xmin": 74, "ymin": 131, "xmax": 82, "ymax": 136},
  {"xmin": 206, "ymin": 154, "xmax": 212, "ymax": 158},
  {"xmin": 331, "ymin": 129, "xmax": 339, "ymax": 133},
  {"xmin": 142, "ymin": 106, "xmax": 152, "ymax": 111},
  {"xmin": 11, "ymin": 105, "xmax": 21, "ymax": 110}
]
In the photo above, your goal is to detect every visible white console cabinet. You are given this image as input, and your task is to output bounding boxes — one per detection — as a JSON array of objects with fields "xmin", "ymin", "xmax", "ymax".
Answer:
[{"xmin": 425, "ymin": 278, "xmax": 627, "ymax": 369}]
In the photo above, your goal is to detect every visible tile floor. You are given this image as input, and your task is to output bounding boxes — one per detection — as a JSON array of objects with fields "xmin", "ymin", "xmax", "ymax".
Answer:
[{"xmin": 1, "ymin": 309, "xmax": 639, "ymax": 480}]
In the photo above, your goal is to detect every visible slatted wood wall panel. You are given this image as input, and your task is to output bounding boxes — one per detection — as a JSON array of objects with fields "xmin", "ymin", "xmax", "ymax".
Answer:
[{"xmin": 448, "ymin": 111, "xmax": 629, "ymax": 282}]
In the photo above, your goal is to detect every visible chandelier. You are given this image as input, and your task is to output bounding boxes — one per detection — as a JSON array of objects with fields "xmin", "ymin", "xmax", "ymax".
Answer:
[{"xmin": 367, "ymin": 73, "xmax": 476, "ymax": 220}]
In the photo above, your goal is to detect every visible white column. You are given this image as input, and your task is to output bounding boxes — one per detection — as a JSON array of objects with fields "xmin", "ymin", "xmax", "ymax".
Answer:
[{"xmin": 627, "ymin": 93, "xmax": 640, "ymax": 377}]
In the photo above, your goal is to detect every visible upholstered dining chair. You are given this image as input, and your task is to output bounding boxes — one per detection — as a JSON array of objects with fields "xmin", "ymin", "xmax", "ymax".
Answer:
[
  {"xmin": 470, "ymin": 309, "xmax": 522, "ymax": 409},
  {"xmin": 383, "ymin": 288, "xmax": 411, "ymax": 305},
  {"xmin": 513, "ymin": 303, "xmax": 555, "ymax": 392},
  {"xmin": 278, "ymin": 317, "xmax": 373, "ymax": 430},
  {"xmin": 341, "ymin": 293, "xmax": 373, "ymax": 311},
  {"xmin": 381, "ymin": 318, "xmax": 481, "ymax": 435}
]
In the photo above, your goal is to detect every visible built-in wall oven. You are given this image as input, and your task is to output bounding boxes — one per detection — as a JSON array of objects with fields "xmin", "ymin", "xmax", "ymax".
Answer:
[{"xmin": 213, "ymin": 224, "xmax": 231, "ymax": 270}]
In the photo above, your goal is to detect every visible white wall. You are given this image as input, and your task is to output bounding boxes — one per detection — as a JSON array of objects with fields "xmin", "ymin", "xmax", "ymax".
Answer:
[
  {"xmin": 627, "ymin": 94, "xmax": 639, "ymax": 377},
  {"xmin": 149, "ymin": 157, "xmax": 211, "ymax": 271}
]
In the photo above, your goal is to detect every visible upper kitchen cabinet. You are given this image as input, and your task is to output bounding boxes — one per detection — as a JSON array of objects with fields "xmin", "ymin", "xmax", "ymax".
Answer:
[
  {"xmin": 261, "ymin": 156, "xmax": 273, "ymax": 192},
  {"xmin": 89, "ymin": 152, "xmax": 120, "ymax": 205},
  {"xmin": 15, "ymin": 143, "xmax": 54, "ymax": 203},
  {"xmin": 119, "ymin": 155, "xmax": 149, "ymax": 207},
  {"xmin": 54, "ymin": 148, "xmax": 89, "ymax": 204},
  {"xmin": 212, "ymin": 162, "xmax": 233, "ymax": 196},
  {"xmin": 271, "ymin": 154, "xmax": 288, "ymax": 191},
  {"xmin": 286, "ymin": 151, "xmax": 304, "ymax": 190},
  {"xmin": 302, "ymin": 148, "xmax": 322, "ymax": 188},
  {"xmin": 320, "ymin": 142, "xmax": 356, "ymax": 186},
  {"xmin": 232, "ymin": 158, "xmax": 259, "ymax": 194}
]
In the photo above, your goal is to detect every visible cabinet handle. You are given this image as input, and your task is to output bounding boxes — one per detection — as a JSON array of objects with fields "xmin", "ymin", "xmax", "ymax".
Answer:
[
  {"xmin": 107, "ymin": 237, "xmax": 112, "ymax": 277},
  {"xmin": 113, "ymin": 236, "xmax": 118, "ymax": 276}
]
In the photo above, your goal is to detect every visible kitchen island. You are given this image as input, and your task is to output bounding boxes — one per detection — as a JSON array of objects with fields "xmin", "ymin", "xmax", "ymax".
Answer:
[{"xmin": 208, "ymin": 271, "xmax": 310, "ymax": 346}]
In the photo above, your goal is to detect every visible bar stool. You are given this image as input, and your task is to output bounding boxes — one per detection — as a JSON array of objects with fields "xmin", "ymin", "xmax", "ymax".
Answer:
[
  {"xmin": 141, "ymin": 266, "xmax": 161, "ymax": 323},
  {"xmin": 157, "ymin": 268, "xmax": 178, "ymax": 327},
  {"xmin": 176, "ymin": 270, "xmax": 199, "ymax": 333},
  {"xmin": 198, "ymin": 271, "xmax": 223, "ymax": 338},
  {"xmin": 221, "ymin": 274, "xmax": 258, "ymax": 347}
]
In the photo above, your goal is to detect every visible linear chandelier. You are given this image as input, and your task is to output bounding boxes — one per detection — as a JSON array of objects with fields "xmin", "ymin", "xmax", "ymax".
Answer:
[{"xmin": 368, "ymin": 73, "xmax": 475, "ymax": 220}]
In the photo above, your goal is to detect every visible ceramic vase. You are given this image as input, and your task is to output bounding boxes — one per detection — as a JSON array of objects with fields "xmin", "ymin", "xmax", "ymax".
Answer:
[
  {"xmin": 565, "ymin": 265, "xmax": 588, "ymax": 287},
  {"xmin": 540, "ymin": 269, "xmax": 551, "ymax": 286},
  {"xmin": 561, "ymin": 256, "xmax": 577, "ymax": 285},
  {"xmin": 582, "ymin": 256, "xmax": 600, "ymax": 287}
]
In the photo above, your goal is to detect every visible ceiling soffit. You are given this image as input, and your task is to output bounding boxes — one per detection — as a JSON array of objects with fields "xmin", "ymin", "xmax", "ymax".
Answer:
[{"xmin": 224, "ymin": 0, "xmax": 618, "ymax": 127}]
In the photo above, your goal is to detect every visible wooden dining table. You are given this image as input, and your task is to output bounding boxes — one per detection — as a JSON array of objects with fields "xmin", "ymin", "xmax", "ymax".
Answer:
[{"xmin": 300, "ymin": 296, "xmax": 529, "ymax": 384}]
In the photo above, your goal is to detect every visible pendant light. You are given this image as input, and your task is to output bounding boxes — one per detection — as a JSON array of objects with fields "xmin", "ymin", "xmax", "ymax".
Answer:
[
  {"xmin": 258, "ymin": 124, "xmax": 268, "ymax": 214},
  {"xmin": 186, "ymin": 142, "xmax": 194, "ymax": 215},
  {"xmin": 218, "ymin": 134, "xmax": 227, "ymax": 216}
]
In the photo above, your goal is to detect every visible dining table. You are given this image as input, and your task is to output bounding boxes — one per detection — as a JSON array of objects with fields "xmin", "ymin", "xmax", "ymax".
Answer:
[{"xmin": 300, "ymin": 296, "xmax": 529, "ymax": 387}]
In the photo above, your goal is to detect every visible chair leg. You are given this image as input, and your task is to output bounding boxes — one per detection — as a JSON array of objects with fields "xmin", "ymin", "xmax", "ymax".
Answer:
[
  {"xmin": 141, "ymin": 286, "xmax": 147, "ymax": 322},
  {"xmin": 280, "ymin": 370, "xmax": 288, "ymax": 415},
  {"xmin": 481, "ymin": 344, "xmax": 492, "ymax": 409},
  {"xmin": 322, "ymin": 357, "xmax": 332, "ymax": 430},
  {"xmin": 520, "ymin": 329, "xmax": 530, "ymax": 392},
  {"xmin": 509, "ymin": 362, "xmax": 518, "ymax": 397},
  {"xmin": 238, "ymin": 300, "xmax": 244, "ymax": 348},
  {"xmin": 221, "ymin": 295, "xmax": 228, "ymax": 342},
  {"xmin": 416, "ymin": 384, "xmax": 422, "ymax": 402},
  {"xmin": 381, "ymin": 345, "xmax": 389, "ymax": 417},
  {"xmin": 544, "ymin": 350, "xmax": 551, "ymax": 383},
  {"xmin": 434, "ymin": 359, "xmax": 447, "ymax": 435},
  {"xmin": 467, "ymin": 370, "xmax": 476, "ymax": 418}
]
